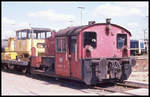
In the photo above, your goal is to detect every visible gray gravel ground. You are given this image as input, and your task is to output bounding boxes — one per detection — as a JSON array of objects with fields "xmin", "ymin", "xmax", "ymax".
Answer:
[
  {"xmin": 2, "ymin": 70, "xmax": 148, "ymax": 95},
  {"xmin": 2, "ymin": 71, "xmax": 105, "ymax": 95}
]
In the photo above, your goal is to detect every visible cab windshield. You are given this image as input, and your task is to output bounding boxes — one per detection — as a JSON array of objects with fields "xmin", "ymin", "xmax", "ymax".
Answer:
[
  {"xmin": 117, "ymin": 34, "xmax": 127, "ymax": 49},
  {"xmin": 16, "ymin": 29, "xmax": 51, "ymax": 40}
]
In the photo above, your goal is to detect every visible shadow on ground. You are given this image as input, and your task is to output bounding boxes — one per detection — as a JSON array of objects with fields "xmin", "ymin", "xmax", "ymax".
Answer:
[{"xmin": 2, "ymin": 69, "xmax": 116, "ymax": 91}]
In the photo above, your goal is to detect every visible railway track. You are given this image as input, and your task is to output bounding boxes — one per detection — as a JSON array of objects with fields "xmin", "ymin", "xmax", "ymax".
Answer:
[
  {"xmin": 116, "ymin": 80, "xmax": 148, "ymax": 88},
  {"xmin": 2, "ymin": 69, "xmax": 148, "ymax": 95},
  {"xmin": 93, "ymin": 81, "xmax": 148, "ymax": 95}
]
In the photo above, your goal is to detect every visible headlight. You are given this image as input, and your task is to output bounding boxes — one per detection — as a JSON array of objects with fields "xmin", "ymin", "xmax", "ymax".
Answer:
[{"xmin": 37, "ymin": 43, "xmax": 45, "ymax": 48}]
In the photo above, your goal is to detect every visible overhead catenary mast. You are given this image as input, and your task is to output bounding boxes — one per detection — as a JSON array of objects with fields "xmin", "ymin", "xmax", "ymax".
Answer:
[{"xmin": 77, "ymin": 6, "xmax": 85, "ymax": 25}]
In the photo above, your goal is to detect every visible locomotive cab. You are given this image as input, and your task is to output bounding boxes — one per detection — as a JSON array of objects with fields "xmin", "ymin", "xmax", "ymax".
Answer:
[
  {"xmin": 80, "ymin": 20, "xmax": 136, "ymax": 85},
  {"xmin": 15, "ymin": 28, "xmax": 52, "ymax": 61}
]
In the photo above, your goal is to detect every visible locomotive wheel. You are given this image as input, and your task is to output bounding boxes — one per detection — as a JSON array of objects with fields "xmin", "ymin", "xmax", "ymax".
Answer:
[
  {"xmin": 3, "ymin": 65, "xmax": 8, "ymax": 70},
  {"xmin": 8, "ymin": 64, "xmax": 15, "ymax": 70},
  {"xmin": 22, "ymin": 67, "xmax": 27, "ymax": 73},
  {"xmin": 109, "ymin": 60, "xmax": 121, "ymax": 79}
]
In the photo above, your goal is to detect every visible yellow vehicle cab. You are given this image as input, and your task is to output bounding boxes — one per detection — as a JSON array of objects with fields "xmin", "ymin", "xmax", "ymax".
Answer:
[
  {"xmin": 2, "ymin": 27, "xmax": 52, "ymax": 62},
  {"xmin": 15, "ymin": 28, "xmax": 52, "ymax": 61}
]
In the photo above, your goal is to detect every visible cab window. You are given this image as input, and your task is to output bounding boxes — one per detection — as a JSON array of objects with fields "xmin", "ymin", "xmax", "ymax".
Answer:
[
  {"xmin": 84, "ymin": 32, "xmax": 97, "ymax": 48},
  {"xmin": 70, "ymin": 36, "xmax": 77, "ymax": 53},
  {"xmin": 17, "ymin": 32, "xmax": 22, "ymax": 39},
  {"xmin": 17, "ymin": 31, "xmax": 29, "ymax": 39},
  {"xmin": 56, "ymin": 38, "xmax": 66, "ymax": 52},
  {"xmin": 22, "ymin": 32, "xmax": 27, "ymax": 39},
  {"xmin": 32, "ymin": 33, "xmax": 37, "ymax": 39},
  {"xmin": 47, "ymin": 32, "xmax": 52, "ymax": 38},
  {"xmin": 40, "ymin": 32, "xmax": 46, "ymax": 39},
  {"xmin": 117, "ymin": 34, "xmax": 127, "ymax": 49}
]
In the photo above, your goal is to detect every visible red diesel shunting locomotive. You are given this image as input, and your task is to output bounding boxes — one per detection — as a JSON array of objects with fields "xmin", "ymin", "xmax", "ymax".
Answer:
[{"xmin": 30, "ymin": 19, "xmax": 136, "ymax": 85}]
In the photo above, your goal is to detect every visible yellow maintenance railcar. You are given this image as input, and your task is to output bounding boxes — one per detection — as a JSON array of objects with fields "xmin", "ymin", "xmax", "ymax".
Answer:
[
  {"xmin": 2, "ymin": 27, "xmax": 53, "ymax": 71},
  {"xmin": 15, "ymin": 28, "xmax": 52, "ymax": 61}
]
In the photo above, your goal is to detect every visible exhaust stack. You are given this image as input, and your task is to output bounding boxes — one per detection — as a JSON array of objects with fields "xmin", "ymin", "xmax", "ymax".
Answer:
[
  {"xmin": 106, "ymin": 18, "xmax": 111, "ymax": 24},
  {"xmin": 88, "ymin": 21, "xmax": 96, "ymax": 25}
]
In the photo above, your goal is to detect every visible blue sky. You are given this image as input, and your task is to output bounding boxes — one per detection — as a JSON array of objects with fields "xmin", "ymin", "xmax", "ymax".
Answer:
[{"xmin": 2, "ymin": 1, "xmax": 149, "ymax": 40}]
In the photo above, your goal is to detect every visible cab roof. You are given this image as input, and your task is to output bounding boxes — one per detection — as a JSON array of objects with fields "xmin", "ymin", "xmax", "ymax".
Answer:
[
  {"xmin": 55, "ymin": 23, "xmax": 131, "ymax": 37},
  {"xmin": 16, "ymin": 27, "xmax": 51, "ymax": 33}
]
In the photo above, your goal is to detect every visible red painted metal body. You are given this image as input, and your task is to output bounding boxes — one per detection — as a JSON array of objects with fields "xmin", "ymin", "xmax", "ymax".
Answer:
[
  {"xmin": 53, "ymin": 23, "xmax": 131, "ymax": 80},
  {"xmin": 45, "ymin": 37, "xmax": 56, "ymax": 56},
  {"xmin": 31, "ymin": 47, "xmax": 41, "ymax": 67}
]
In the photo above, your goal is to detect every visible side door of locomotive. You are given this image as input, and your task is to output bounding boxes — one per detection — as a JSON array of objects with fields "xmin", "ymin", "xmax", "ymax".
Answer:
[
  {"xmin": 55, "ymin": 37, "xmax": 70, "ymax": 77},
  {"xmin": 69, "ymin": 36, "xmax": 82, "ymax": 80}
]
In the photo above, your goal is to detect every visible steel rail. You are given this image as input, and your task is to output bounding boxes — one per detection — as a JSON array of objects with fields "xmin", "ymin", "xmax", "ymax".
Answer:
[
  {"xmin": 116, "ymin": 80, "xmax": 148, "ymax": 89},
  {"xmin": 94, "ymin": 85, "xmax": 138, "ymax": 95},
  {"xmin": 93, "ymin": 81, "xmax": 148, "ymax": 95}
]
